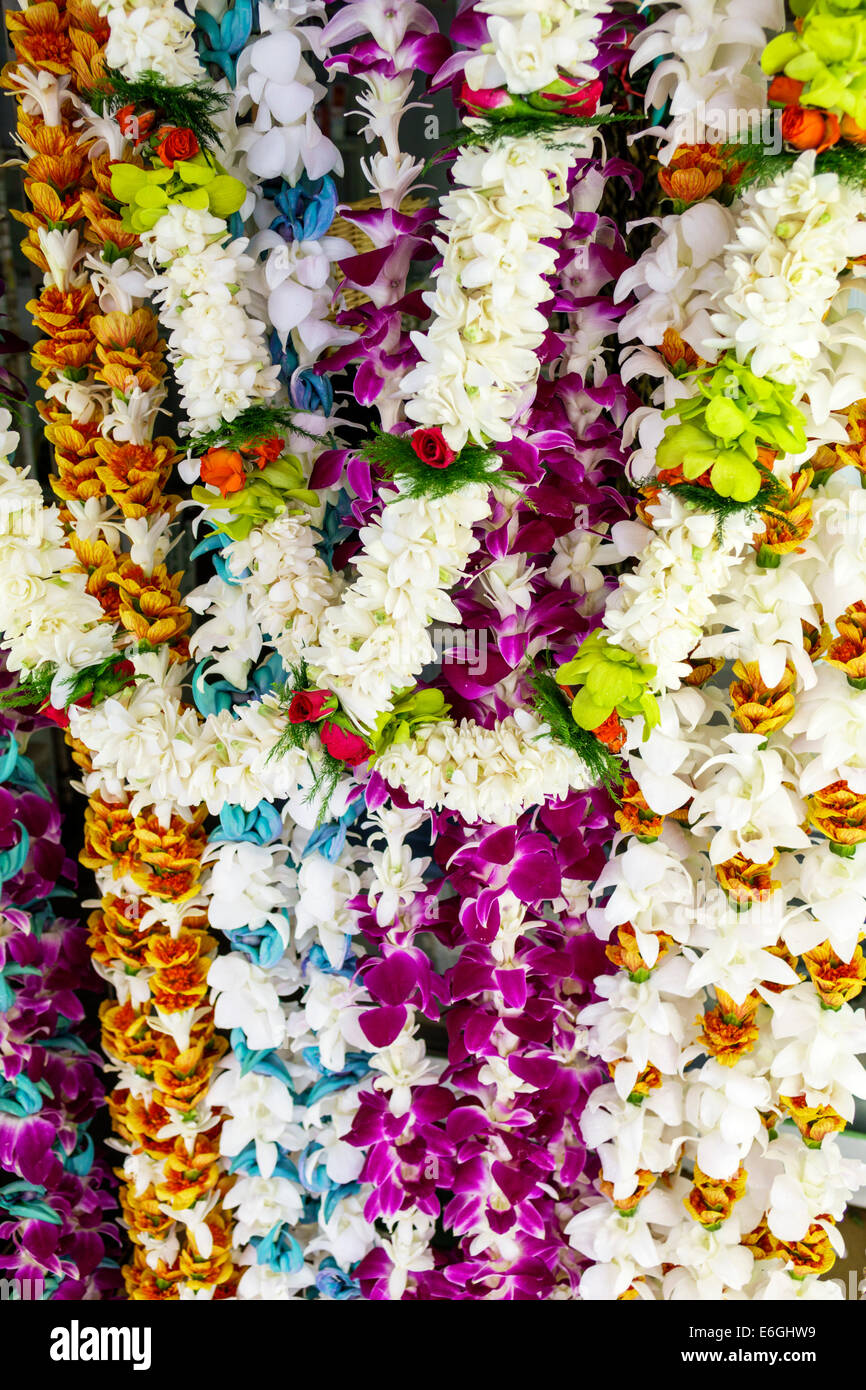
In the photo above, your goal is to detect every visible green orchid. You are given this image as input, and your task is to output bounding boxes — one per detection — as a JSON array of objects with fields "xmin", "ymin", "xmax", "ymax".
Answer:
[
  {"xmin": 762, "ymin": 0, "xmax": 866, "ymax": 128},
  {"xmin": 369, "ymin": 687, "xmax": 451, "ymax": 756},
  {"xmin": 556, "ymin": 633, "xmax": 659, "ymax": 735},
  {"xmin": 658, "ymin": 356, "xmax": 807, "ymax": 503},
  {"xmin": 109, "ymin": 155, "xmax": 246, "ymax": 234}
]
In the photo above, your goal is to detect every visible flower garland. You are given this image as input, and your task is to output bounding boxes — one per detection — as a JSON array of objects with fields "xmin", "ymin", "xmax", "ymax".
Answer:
[
  {"xmin": 0, "ymin": 658, "xmax": 120, "ymax": 1300},
  {"xmin": 1, "ymin": 0, "xmax": 238, "ymax": 1300},
  {"xmin": 568, "ymin": 0, "xmax": 866, "ymax": 1300}
]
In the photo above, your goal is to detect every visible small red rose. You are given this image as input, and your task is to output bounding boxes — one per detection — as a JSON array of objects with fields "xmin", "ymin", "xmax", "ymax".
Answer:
[
  {"xmin": 320, "ymin": 719, "xmax": 372, "ymax": 765},
  {"xmin": 409, "ymin": 427, "xmax": 457, "ymax": 469},
  {"xmin": 154, "ymin": 126, "xmax": 200, "ymax": 168},
  {"xmin": 287, "ymin": 689, "xmax": 334, "ymax": 724}
]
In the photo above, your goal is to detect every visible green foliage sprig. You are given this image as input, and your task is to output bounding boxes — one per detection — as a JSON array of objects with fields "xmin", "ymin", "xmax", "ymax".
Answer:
[
  {"xmin": 360, "ymin": 427, "xmax": 516, "ymax": 500},
  {"xmin": 528, "ymin": 668, "xmax": 623, "ymax": 795},
  {"xmin": 190, "ymin": 404, "xmax": 327, "ymax": 453},
  {"xmin": 82, "ymin": 69, "xmax": 230, "ymax": 151}
]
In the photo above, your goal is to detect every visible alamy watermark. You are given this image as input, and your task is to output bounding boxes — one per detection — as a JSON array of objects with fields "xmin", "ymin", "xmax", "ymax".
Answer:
[{"xmin": 678, "ymin": 101, "xmax": 783, "ymax": 156}]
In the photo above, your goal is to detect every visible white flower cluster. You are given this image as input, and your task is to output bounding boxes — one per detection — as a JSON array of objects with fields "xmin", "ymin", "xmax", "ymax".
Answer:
[
  {"xmin": 307, "ymin": 484, "xmax": 491, "ymax": 729},
  {"xmin": 707, "ymin": 154, "xmax": 866, "ymax": 416},
  {"xmin": 575, "ymin": 0, "xmax": 866, "ymax": 1302},
  {"xmin": 601, "ymin": 493, "xmax": 754, "ymax": 691},
  {"xmin": 377, "ymin": 711, "xmax": 593, "ymax": 825},
  {"xmin": 225, "ymin": 512, "xmax": 343, "ymax": 672},
  {"xmin": 629, "ymin": 0, "xmax": 784, "ymax": 162},
  {"xmin": 0, "ymin": 422, "xmax": 115, "ymax": 692},
  {"xmin": 97, "ymin": 0, "xmax": 204, "ymax": 85},
  {"xmin": 464, "ymin": 0, "xmax": 613, "ymax": 94},
  {"xmin": 402, "ymin": 134, "xmax": 593, "ymax": 451},
  {"xmin": 140, "ymin": 205, "xmax": 280, "ymax": 437}
]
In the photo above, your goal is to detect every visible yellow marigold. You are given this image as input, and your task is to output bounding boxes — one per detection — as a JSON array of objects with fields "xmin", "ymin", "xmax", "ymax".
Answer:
[
  {"xmin": 605, "ymin": 922, "xmax": 672, "ymax": 979},
  {"xmin": 124, "ymin": 1254, "xmax": 183, "ymax": 1301},
  {"xmin": 608, "ymin": 1058, "xmax": 663, "ymax": 1102},
  {"xmin": 178, "ymin": 1211, "xmax": 235, "ymax": 1290},
  {"xmin": 91, "ymin": 308, "xmax": 167, "ymax": 394},
  {"xmin": 81, "ymin": 793, "xmax": 136, "ymax": 878},
  {"xmin": 4, "ymin": 2, "xmax": 72, "ymax": 73},
  {"xmin": 715, "ymin": 852, "xmax": 780, "ymax": 906},
  {"xmin": 110, "ymin": 559, "xmax": 191, "ymax": 649},
  {"xmin": 753, "ymin": 469, "xmax": 813, "ymax": 559},
  {"xmin": 778, "ymin": 1093, "xmax": 847, "ymax": 1147},
  {"xmin": 742, "ymin": 1217, "xmax": 782, "ymax": 1262},
  {"xmin": 803, "ymin": 941, "xmax": 866, "ymax": 1009},
  {"xmin": 729, "ymin": 660, "xmax": 795, "ymax": 735},
  {"xmin": 775, "ymin": 1222, "xmax": 838, "ymax": 1276},
  {"xmin": 683, "ymin": 655, "xmax": 723, "ymax": 686},
  {"xmin": 614, "ymin": 776, "xmax": 665, "ymax": 840},
  {"xmin": 683, "ymin": 1162, "xmax": 747, "ymax": 1228},
  {"xmin": 93, "ymin": 436, "xmax": 176, "ymax": 517},
  {"xmin": 600, "ymin": 1169, "xmax": 657, "ymax": 1214},
  {"xmin": 826, "ymin": 601, "xmax": 866, "ymax": 685},
  {"xmin": 79, "ymin": 188, "xmax": 140, "ymax": 252},
  {"xmin": 40, "ymin": 409, "xmax": 104, "ymax": 501},
  {"xmin": 152, "ymin": 1037, "xmax": 227, "ymax": 1112},
  {"xmin": 697, "ymin": 988, "xmax": 760, "ymax": 1065},
  {"xmin": 808, "ymin": 779, "xmax": 866, "ymax": 847},
  {"xmin": 129, "ymin": 808, "xmax": 208, "ymax": 902}
]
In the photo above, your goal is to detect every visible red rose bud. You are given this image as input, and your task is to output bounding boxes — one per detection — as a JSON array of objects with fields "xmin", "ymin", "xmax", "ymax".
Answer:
[
  {"xmin": 117, "ymin": 104, "xmax": 155, "ymax": 144},
  {"xmin": 154, "ymin": 126, "xmax": 200, "ymax": 167},
  {"xmin": 537, "ymin": 77, "xmax": 603, "ymax": 116},
  {"xmin": 460, "ymin": 83, "xmax": 518, "ymax": 117},
  {"xmin": 39, "ymin": 702, "xmax": 70, "ymax": 729},
  {"xmin": 320, "ymin": 719, "xmax": 372, "ymax": 765},
  {"xmin": 287, "ymin": 689, "xmax": 335, "ymax": 724},
  {"xmin": 409, "ymin": 427, "xmax": 457, "ymax": 469}
]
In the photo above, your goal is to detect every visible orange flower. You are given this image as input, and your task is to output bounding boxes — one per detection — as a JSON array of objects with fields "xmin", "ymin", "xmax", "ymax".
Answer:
[
  {"xmin": 779, "ymin": 1093, "xmax": 846, "ymax": 1147},
  {"xmin": 715, "ymin": 852, "xmax": 779, "ymax": 906},
  {"xmin": 808, "ymin": 779, "xmax": 866, "ymax": 848},
  {"xmin": 200, "ymin": 446, "xmax": 246, "ymax": 497},
  {"xmin": 781, "ymin": 105, "xmax": 841, "ymax": 153},
  {"xmin": 614, "ymin": 777, "xmax": 664, "ymax": 841},
  {"xmin": 81, "ymin": 794, "xmax": 136, "ymax": 877},
  {"xmin": 605, "ymin": 922, "xmax": 672, "ymax": 978},
  {"xmin": 803, "ymin": 941, "xmax": 866, "ymax": 1010},
  {"xmin": 600, "ymin": 1169, "xmax": 657, "ymax": 1213},
  {"xmin": 4, "ymin": 2, "xmax": 72, "ymax": 73},
  {"xmin": 110, "ymin": 559, "xmax": 191, "ymax": 648},
  {"xmin": 93, "ymin": 436, "xmax": 176, "ymax": 518},
  {"xmin": 729, "ymin": 660, "xmax": 795, "ymax": 736},
  {"xmin": 775, "ymin": 1222, "xmax": 838, "ymax": 1276},
  {"xmin": 658, "ymin": 144, "xmax": 724, "ymax": 202},
  {"xmin": 841, "ymin": 114, "xmax": 866, "ymax": 144},
  {"xmin": 683, "ymin": 655, "xmax": 723, "ymax": 686},
  {"xmin": 658, "ymin": 328, "xmax": 701, "ymax": 372},
  {"xmin": 825, "ymin": 602, "xmax": 866, "ymax": 685},
  {"xmin": 768, "ymin": 75, "xmax": 805, "ymax": 105},
  {"xmin": 592, "ymin": 709, "xmax": 626, "ymax": 752},
  {"xmin": 698, "ymin": 988, "xmax": 760, "ymax": 1065},
  {"xmin": 753, "ymin": 468, "xmax": 813, "ymax": 558},
  {"xmin": 91, "ymin": 308, "xmax": 167, "ymax": 394},
  {"xmin": 608, "ymin": 1058, "xmax": 663, "ymax": 1102},
  {"xmin": 41, "ymin": 411, "xmax": 103, "ymax": 502},
  {"xmin": 129, "ymin": 808, "xmax": 208, "ymax": 903},
  {"xmin": 247, "ymin": 435, "xmax": 285, "ymax": 469},
  {"xmin": 683, "ymin": 1163, "xmax": 747, "ymax": 1228}
]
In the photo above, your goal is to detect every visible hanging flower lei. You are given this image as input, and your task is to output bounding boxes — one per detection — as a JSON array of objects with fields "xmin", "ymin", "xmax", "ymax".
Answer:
[
  {"xmin": 0, "ymin": 655, "xmax": 121, "ymax": 1299},
  {"xmin": 568, "ymin": 0, "xmax": 866, "ymax": 1301},
  {"xmin": 0, "ymin": 0, "xmax": 238, "ymax": 1300}
]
